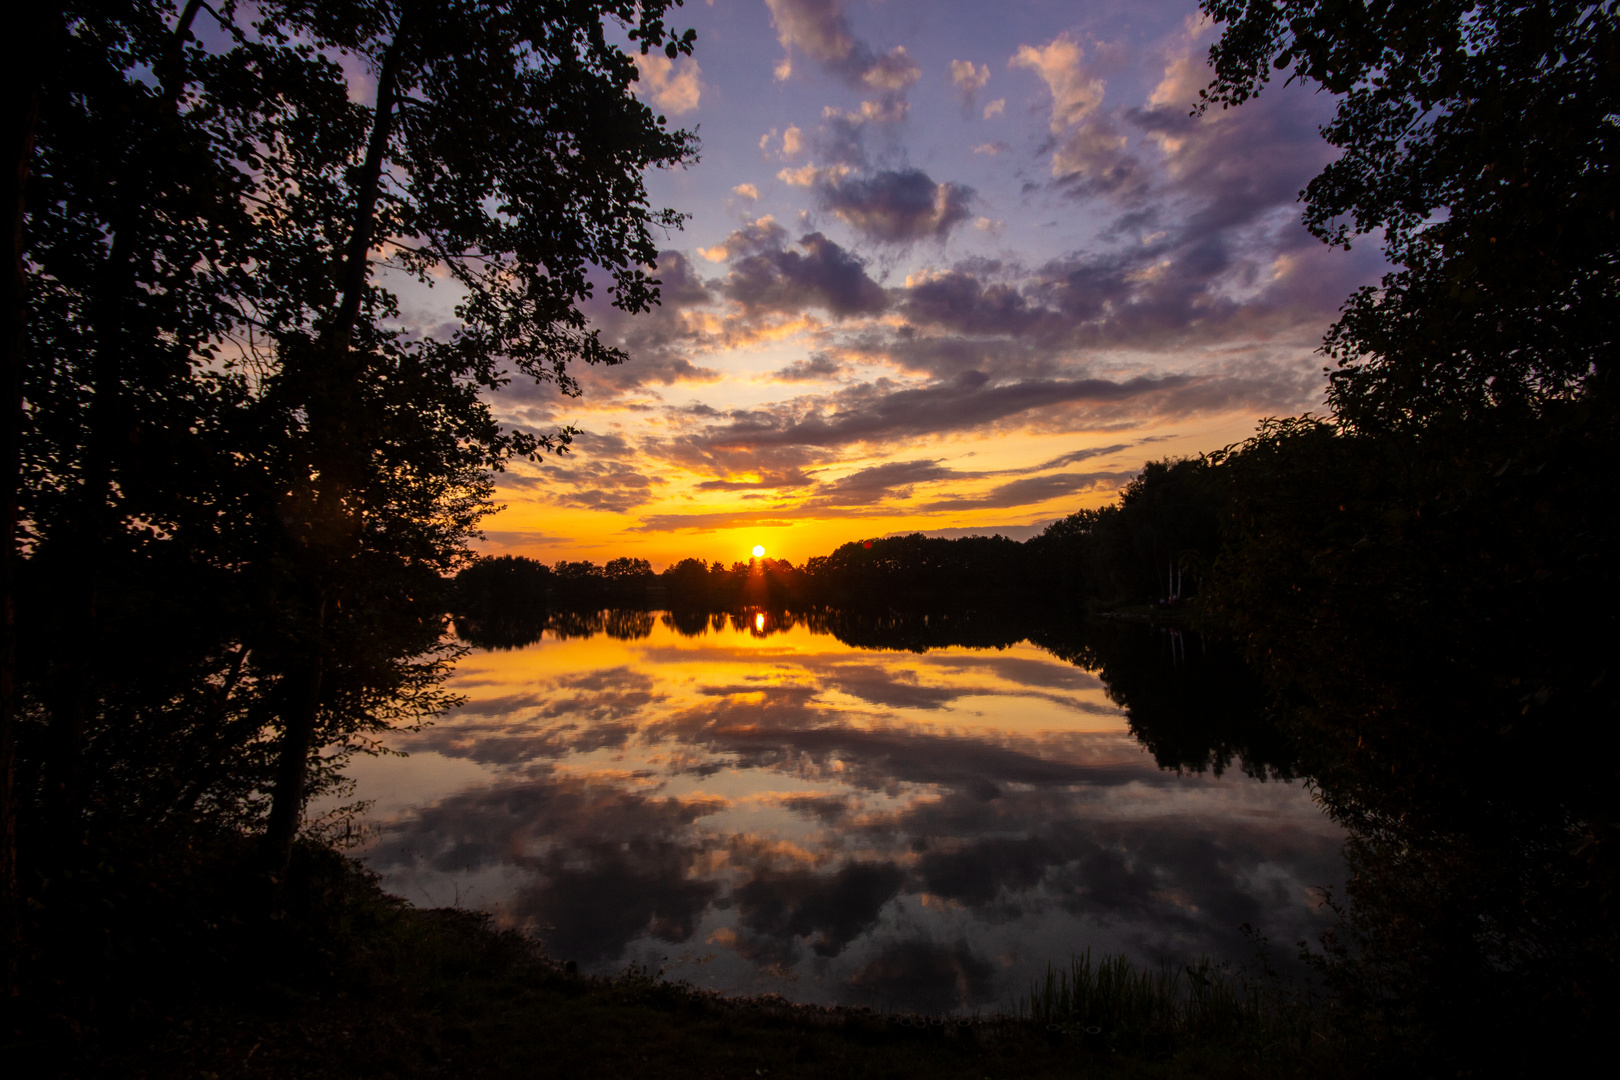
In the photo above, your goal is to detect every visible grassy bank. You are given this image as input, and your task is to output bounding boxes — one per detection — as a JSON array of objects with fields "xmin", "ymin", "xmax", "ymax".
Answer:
[{"xmin": 6, "ymin": 842, "xmax": 1348, "ymax": 1079}]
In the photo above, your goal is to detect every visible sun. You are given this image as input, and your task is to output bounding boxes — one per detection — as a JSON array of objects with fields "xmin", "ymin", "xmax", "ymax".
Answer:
[{"xmin": 752, "ymin": 544, "xmax": 766, "ymax": 558}]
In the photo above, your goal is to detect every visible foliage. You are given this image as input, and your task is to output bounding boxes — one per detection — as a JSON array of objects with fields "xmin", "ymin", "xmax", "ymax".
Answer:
[
  {"xmin": 1032, "ymin": 618, "xmax": 1292, "ymax": 780},
  {"xmin": 1191, "ymin": 3, "xmax": 1620, "ymax": 1069},
  {"xmin": 1200, "ymin": 0, "xmax": 1620, "ymax": 426},
  {"xmin": 12, "ymin": 0, "xmax": 699, "ymax": 914},
  {"xmin": 1029, "ymin": 458, "xmax": 1221, "ymax": 605},
  {"xmin": 804, "ymin": 533, "xmax": 1031, "ymax": 603},
  {"xmin": 455, "ymin": 472, "xmax": 1227, "ymax": 624},
  {"xmin": 1201, "ymin": 405, "xmax": 1620, "ymax": 1072}
]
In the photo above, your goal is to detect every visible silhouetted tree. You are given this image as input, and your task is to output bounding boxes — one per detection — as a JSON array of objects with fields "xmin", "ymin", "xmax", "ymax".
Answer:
[
  {"xmin": 16, "ymin": 0, "xmax": 700, "ymax": 904},
  {"xmin": 1202, "ymin": 0, "xmax": 1619, "ymax": 427},
  {"xmin": 1198, "ymin": 2, "xmax": 1620, "ymax": 1067},
  {"xmin": 1030, "ymin": 459, "xmax": 1220, "ymax": 606}
]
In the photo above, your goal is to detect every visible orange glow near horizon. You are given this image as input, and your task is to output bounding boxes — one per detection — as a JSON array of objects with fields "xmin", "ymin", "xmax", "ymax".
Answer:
[{"xmin": 471, "ymin": 413, "xmax": 1272, "ymax": 570}]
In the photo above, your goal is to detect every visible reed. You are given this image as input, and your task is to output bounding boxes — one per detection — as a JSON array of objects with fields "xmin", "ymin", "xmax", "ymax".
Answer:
[{"xmin": 1024, "ymin": 950, "xmax": 1330, "ymax": 1061}]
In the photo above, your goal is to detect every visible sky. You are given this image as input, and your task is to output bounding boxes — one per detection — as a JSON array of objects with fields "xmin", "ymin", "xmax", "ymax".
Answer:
[{"xmin": 410, "ymin": 0, "xmax": 1386, "ymax": 568}]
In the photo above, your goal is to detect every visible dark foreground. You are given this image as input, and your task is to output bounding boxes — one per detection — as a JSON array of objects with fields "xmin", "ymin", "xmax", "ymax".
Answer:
[{"xmin": 6, "ymin": 842, "xmax": 1347, "ymax": 1080}]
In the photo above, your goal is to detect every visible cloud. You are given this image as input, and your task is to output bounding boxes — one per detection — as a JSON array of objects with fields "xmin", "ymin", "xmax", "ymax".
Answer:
[
  {"xmin": 920, "ymin": 653, "xmax": 1108, "ymax": 694},
  {"xmin": 816, "ymin": 168, "xmax": 975, "ymax": 245},
  {"xmin": 1008, "ymin": 34, "xmax": 1147, "ymax": 191},
  {"xmin": 845, "ymin": 939, "xmax": 997, "ymax": 1012},
  {"xmin": 648, "ymin": 684, "xmax": 1165, "ymax": 795},
  {"xmin": 719, "ymin": 225, "xmax": 889, "ymax": 318},
  {"xmin": 539, "ymin": 250, "xmax": 723, "ymax": 399},
  {"xmin": 367, "ymin": 633, "xmax": 1346, "ymax": 998},
  {"xmin": 733, "ymin": 860, "xmax": 906, "ymax": 960},
  {"xmin": 694, "ymin": 470, "xmax": 813, "ymax": 492},
  {"xmin": 901, "ymin": 268, "xmax": 1042, "ymax": 337},
  {"xmin": 711, "ymin": 442, "xmax": 1151, "ymax": 523},
  {"xmin": 1012, "ymin": 35, "xmax": 1106, "ymax": 132},
  {"xmin": 805, "ymin": 99, "xmax": 911, "ymax": 173},
  {"xmin": 950, "ymin": 59, "xmax": 992, "ymax": 106},
  {"xmin": 766, "ymin": 0, "xmax": 856, "ymax": 68},
  {"xmin": 777, "ymin": 161, "xmax": 853, "ymax": 187},
  {"xmin": 630, "ymin": 509, "xmax": 802, "ymax": 533},
  {"xmin": 973, "ymin": 141, "xmax": 1008, "ymax": 155},
  {"xmin": 487, "ymin": 15, "xmax": 1384, "ymax": 530},
  {"xmin": 862, "ymin": 46, "xmax": 921, "ymax": 92},
  {"xmin": 1021, "ymin": 443, "xmax": 1139, "ymax": 471},
  {"xmin": 687, "ymin": 371, "xmax": 1195, "ymax": 454},
  {"xmin": 770, "ymin": 353, "xmax": 847, "ymax": 382},
  {"xmin": 501, "ymin": 431, "xmax": 670, "ymax": 514},
  {"xmin": 800, "ymin": 458, "xmax": 958, "ymax": 508},
  {"xmin": 916, "ymin": 470, "xmax": 1136, "ymax": 512},
  {"xmin": 781, "ymin": 124, "xmax": 804, "ymax": 157},
  {"xmin": 812, "ymin": 663, "xmax": 964, "ymax": 709},
  {"xmin": 701, "ymin": 216, "xmax": 788, "ymax": 261},
  {"xmin": 766, "ymin": 0, "xmax": 920, "ymax": 94},
  {"xmin": 367, "ymin": 768, "xmax": 727, "ymax": 963},
  {"xmin": 1051, "ymin": 116, "xmax": 1145, "ymax": 194},
  {"xmin": 632, "ymin": 53, "xmax": 702, "ymax": 115},
  {"xmin": 983, "ymin": 98, "xmax": 1005, "ymax": 119}
]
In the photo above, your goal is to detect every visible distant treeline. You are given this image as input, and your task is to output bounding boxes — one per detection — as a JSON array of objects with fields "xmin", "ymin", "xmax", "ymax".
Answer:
[{"xmin": 455, "ymin": 457, "xmax": 1220, "ymax": 624}]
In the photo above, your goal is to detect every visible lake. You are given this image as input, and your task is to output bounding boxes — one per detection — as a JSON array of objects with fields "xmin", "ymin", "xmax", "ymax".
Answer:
[{"xmin": 333, "ymin": 610, "xmax": 1344, "ymax": 1014}]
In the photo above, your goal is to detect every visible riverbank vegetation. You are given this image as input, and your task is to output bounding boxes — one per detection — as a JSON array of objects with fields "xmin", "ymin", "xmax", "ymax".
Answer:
[{"xmin": 14, "ymin": 834, "xmax": 1348, "ymax": 1080}]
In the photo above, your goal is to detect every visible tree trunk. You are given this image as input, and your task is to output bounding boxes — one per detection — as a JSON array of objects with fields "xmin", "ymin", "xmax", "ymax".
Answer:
[
  {"xmin": 261, "ymin": 647, "xmax": 324, "ymax": 884},
  {"xmin": 261, "ymin": 17, "xmax": 410, "ymax": 884},
  {"xmin": 328, "ymin": 15, "xmax": 409, "ymax": 359}
]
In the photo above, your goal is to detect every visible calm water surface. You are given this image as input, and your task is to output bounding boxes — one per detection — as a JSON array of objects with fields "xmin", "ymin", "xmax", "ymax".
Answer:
[{"xmin": 337, "ymin": 613, "xmax": 1343, "ymax": 1013}]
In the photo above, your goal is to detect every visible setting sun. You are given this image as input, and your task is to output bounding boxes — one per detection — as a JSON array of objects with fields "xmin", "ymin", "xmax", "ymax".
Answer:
[{"xmin": 752, "ymin": 544, "xmax": 765, "ymax": 558}]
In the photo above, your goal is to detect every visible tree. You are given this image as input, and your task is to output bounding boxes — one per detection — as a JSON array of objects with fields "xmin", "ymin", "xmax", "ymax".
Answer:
[
  {"xmin": 1199, "ymin": 2, "xmax": 1620, "ymax": 1064},
  {"xmin": 17, "ymin": 0, "xmax": 700, "ymax": 893},
  {"xmin": 1027, "ymin": 459, "xmax": 1221, "ymax": 606},
  {"xmin": 231, "ymin": 0, "xmax": 698, "ymax": 875},
  {"xmin": 1200, "ymin": 0, "xmax": 1620, "ymax": 428}
]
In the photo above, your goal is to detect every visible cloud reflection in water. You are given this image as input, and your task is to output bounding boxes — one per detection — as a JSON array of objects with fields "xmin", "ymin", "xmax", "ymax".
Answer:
[{"xmin": 347, "ymin": 617, "xmax": 1342, "ymax": 1011}]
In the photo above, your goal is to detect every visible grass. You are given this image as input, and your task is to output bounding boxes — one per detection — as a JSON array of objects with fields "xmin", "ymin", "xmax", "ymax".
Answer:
[{"xmin": 1024, "ymin": 951, "xmax": 1337, "ymax": 1075}]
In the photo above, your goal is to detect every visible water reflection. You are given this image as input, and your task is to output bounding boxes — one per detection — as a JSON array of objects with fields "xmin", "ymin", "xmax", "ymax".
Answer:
[{"xmin": 343, "ymin": 611, "xmax": 1341, "ymax": 1011}]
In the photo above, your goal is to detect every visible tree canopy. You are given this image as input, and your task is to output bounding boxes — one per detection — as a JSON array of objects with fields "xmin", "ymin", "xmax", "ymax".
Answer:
[
  {"xmin": 5, "ymin": 0, "xmax": 700, "ymax": 953},
  {"xmin": 1202, "ymin": 0, "xmax": 1620, "ymax": 426},
  {"xmin": 1196, "ymin": 2, "xmax": 1620, "ymax": 1065}
]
